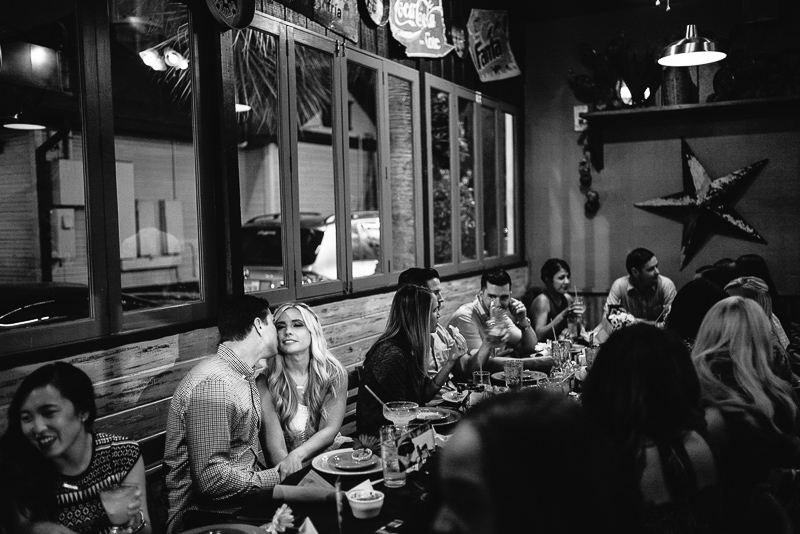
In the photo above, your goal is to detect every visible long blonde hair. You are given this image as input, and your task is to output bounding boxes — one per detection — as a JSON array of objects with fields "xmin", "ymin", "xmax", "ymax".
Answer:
[
  {"xmin": 267, "ymin": 303, "xmax": 346, "ymax": 442},
  {"xmin": 692, "ymin": 296, "xmax": 799, "ymax": 445}
]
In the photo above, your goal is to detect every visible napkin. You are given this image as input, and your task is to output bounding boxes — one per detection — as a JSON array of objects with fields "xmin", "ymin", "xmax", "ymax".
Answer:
[
  {"xmin": 296, "ymin": 469, "xmax": 335, "ymax": 490},
  {"xmin": 348, "ymin": 478, "xmax": 374, "ymax": 493},
  {"xmin": 298, "ymin": 517, "xmax": 320, "ymax": 534}
]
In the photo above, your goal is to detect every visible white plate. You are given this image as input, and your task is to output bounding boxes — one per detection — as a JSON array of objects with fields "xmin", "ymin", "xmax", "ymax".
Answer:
[
  {"xmin": 312, "ymin": 448, "xmax": 383, "ymax": 476},
  {"xmin": 441, "ymin": 390, "xmax": 468, "ymax": 403},
  {"xmin": 181, "ymin": 524, "xmax": 266, "ymax": 534}
]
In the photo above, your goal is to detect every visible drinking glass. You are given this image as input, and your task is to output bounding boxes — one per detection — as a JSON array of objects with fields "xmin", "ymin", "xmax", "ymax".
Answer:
[
  {"xmin": 503, "ymin": 359, "xmax": 523, "ymax": 391},
  {"xmin": 470, "ymin": 371, "xmax": 492, "ymax": 406},
  {"xmin": 99, "ymin": 483, "xmax": 138, "ymax": 533},
  {"xmin": 380, "ymin": 425, "xmax": 406, "ymax": 488},
  {"xmin": 382, "ymin": 401, "xmax": 419, "ymax": 431},
  {"xmin": 568, "ymin": 296, "xmax": 585, "ymax": 340}
]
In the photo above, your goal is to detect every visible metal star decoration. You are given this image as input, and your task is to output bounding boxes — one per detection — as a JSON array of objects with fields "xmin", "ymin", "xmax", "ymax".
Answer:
[{"xmin": 634, "ymin": 137, "xmax": 768, "ymax": 270}]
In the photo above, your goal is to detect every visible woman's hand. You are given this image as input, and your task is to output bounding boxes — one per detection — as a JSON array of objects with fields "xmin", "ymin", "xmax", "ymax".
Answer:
[
  {"xmin": 276, "ymin": 450, "xmax": 305, "ymax": 480},
  {"xmin": 445, "ymin": 325, "xmax": 468, "ymax": 361},
  {"xmin": 126, "ymin": 487, "xmax": 144, "ymax": 526}
]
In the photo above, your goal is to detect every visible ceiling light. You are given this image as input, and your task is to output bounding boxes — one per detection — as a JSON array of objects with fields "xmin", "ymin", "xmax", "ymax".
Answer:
[
  {"xmin": 3, "ymin": 112, "xmax": 46, "ymax": 130},
  {"xmin": 658, "ymin": 24, "xmax": 726, "ymax": 67},
  {"xmin": 235, "ymin": 103, "xmax": 251, "ymax": 113}
]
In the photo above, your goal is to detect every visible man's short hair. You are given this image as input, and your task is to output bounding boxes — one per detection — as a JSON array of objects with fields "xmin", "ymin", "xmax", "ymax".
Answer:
[
  {"xmin": 481, "ymin": 269, "xmax": 512, "ymax": 289},
  {"xmin": 626, "ymin": 248, "xmax": 655, "ymax": 274},
  {"xmin": 218, "ymin": 295, "xmax": 271, "ymax": 342},
  {"xmin": 398, "ymin": 267, "xmax": 440, "ymax": 287}
]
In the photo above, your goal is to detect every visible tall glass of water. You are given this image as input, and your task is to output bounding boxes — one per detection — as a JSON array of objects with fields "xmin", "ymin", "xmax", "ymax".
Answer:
[
  {"xmin": 99, "ymin": 483, "xmax": 138, "ymax": 533},
  {"xmin": 380, "ymin": 425, "xmax": 406, "ymax": 488}
]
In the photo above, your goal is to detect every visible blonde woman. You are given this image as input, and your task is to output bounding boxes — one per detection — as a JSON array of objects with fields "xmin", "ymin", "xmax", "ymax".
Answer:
[
  {"xmin": 692, "ymin": 296, "xmax": 800, "ymax": 534},
  {"xmin": 259, "ymin": 302, "xmax": 348, "ymax": 476}
]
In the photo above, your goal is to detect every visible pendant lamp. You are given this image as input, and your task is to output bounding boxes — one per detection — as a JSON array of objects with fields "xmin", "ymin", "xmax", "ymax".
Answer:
[
  {"xmin": 658, "ymin": 24, "xmax": 726, "ymax": 67},
  {"xmin": 3, "ymin": 112, "xmax": 46, "ymax": 131}
]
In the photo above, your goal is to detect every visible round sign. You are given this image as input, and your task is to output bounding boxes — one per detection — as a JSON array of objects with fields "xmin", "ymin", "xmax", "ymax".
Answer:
[
  {"xmin": 361, "ymin": 0, "xmax": 389, "ymax": 27},
  {"xmin": 205, "ymin": 0, "xmax": 256, "ymax": 30}
]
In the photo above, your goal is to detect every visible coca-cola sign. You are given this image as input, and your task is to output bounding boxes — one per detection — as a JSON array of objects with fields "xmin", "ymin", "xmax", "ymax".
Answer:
[{"xmin": 389, "ymin": 0, "xmax": 453, "ymax": 58}]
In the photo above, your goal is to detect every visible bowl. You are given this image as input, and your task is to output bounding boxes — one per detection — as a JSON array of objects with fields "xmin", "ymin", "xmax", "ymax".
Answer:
[{"xmin": 346, "ymin": 489, "xmax": 385, "ymax": 519}]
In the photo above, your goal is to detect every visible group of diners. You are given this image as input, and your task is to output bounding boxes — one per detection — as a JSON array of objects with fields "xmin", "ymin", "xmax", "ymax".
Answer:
[{"xmin": 2, "ymin": 250, "xmax": 798, "ymax": 534}]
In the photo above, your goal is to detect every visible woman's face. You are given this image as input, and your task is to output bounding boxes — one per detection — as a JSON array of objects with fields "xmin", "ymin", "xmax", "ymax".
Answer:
[
  {"xmin": 429, "ymin": 299, "xmax": 441, "ymax": 334},
  {"xmin": 433, "ymin": 422, "xmax": 496, "ymax": 534},
  {"xmin": 19, "ymin": 384, "xmax": 88, "ymax": 462},
  {"xmin": 548, "ymin": 268, "xmax": 571, "ymax": 294},
  {"xmin": 275, "ymin": 307, "xmax": 312, "ymax": 357}
]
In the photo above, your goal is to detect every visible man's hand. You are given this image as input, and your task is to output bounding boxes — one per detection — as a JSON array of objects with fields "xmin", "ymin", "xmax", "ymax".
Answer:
[{"xmin": 508, "ymin": 297, "xmax": 527, "ymax": 323}]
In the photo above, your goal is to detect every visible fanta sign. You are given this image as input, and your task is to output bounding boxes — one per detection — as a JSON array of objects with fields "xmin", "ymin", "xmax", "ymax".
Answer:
[
  {"xmin": 467, "ymin": 10, "xmax": 520, "ymax": 82},
  {"xmin": 389, "ymin": 0, "xmax": 453, "ymax": 58}
]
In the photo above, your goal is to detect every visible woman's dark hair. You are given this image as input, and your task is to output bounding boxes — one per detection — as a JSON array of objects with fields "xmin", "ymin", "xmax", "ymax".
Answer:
[
  {"xmin": 0, "ymin": 363, "xmax": 97, "ymax": 530},
  {"xmin": 454, "ymin": 389, "xmax": 639, "ymax": 533},
  {"xmin": 540, "ymin": 258, "xmax": 570, "ymax": 285},
  {"xmin": 666, "ymin": 278, "xmax": 729, "ymax": 344},
  {"xmin": 581, "ymin": 324, "xmax": 705, "ymax": 500},
  {"xmin": 736, "ymin": 253, "xmax": 788, "ymax": 328}
]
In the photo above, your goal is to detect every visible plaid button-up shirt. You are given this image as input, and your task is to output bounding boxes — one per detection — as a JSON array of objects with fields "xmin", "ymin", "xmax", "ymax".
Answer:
[{"xmin": 164, "ymin": 344, "xmax": 280, "ymax": 534}]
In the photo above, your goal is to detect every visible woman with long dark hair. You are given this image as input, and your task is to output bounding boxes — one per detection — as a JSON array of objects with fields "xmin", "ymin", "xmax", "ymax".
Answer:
[
  {"xmin": 258, "ymin": 302, "xmax": 348, "ymax": 475},
  {"xmin": 581, "ymin": 323, "xmax": 720, "ymax": 533},
  {"xmin": 356, "ymin": 284, "xmax": 466, "ymax": 436},
  {"xmin": 529, "ymin": 258, "xmax": 579, "ymax": 341},
  {"xmin": 0, "ymin": 362, "xmax": 151, "ymax": 534}
]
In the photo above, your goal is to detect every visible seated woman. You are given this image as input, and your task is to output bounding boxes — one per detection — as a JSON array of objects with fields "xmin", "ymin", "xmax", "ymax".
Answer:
[
  {"xmin": 430, "ymin": 389, "xmax": 639, "ymax": 534},
  {"xmin": 528, "ymin": 258, "xmax": 579, "ymax": 342},
  {"xmin": 0, "ymin": 362, "xmax": 151, "ymax": 534},
  {"xmin": 581, "ymin": 323, "xmax": 720, "ymax": 534},
  {"xmin": 356, "ymin": 284, "xmax": 466, "ymax": 436},
  {"xmin": 692, "ymin": 296, "xmax": 800, "ymax": 534},
  {"xmin": 665, "ymin": 277, "xmax": 728, "ymax": 351},
  {"xmin": 258, "ymin": 302, "xmax": 348, "ymax": 475}
]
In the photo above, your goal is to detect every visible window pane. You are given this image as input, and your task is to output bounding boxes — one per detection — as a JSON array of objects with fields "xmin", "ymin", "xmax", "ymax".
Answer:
[
  {"xmin": 457, "ymin": 97, "xmax": 476, "ymax": 261},
  {"xmin": 347, "ymin": 62, "xmax": 380, "ymax": 279},
  {"xmin": 234, "ymin": 29, "xmax": 285, "ymax": 292},
  {"xmin": 430, "ymin": 88, "xmax": 451, "ymax": 265},
  {"xmin": 295, "ymin": 44, "xmax": 338, "ymax": 285},
  {"xmin": 388, "ymin": 74, "xmax": 417, "ymax": 272},
  {"xmin": 503, "ymin": 112, "xmax": 516, "ymax": 255},
  {"xmin": 110, "ymin": 0, "xmax": 201, "ymax": 309},
  {"xmin": 0, "ymin": 1, "xmax": 92, "ymax": 330},
  {"xmin": 482, "ymin": 106, "xmax": 498, "ymax": 258}
]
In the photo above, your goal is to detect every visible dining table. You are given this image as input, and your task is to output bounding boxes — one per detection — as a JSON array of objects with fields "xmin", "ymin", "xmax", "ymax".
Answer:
[{"xmin": 179, "ymin": 432, "xmax": 447, "ymax": 534}]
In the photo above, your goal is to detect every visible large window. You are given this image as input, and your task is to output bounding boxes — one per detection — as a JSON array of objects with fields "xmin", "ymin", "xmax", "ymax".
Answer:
[
  {"xmin": 239, "ymin": 24, "xmax": 423, "ymax": 302},
  {"xmin": 0, "ymin": 0, "xmax": 215, "ymax": 353},
  {"xmin": 425, "ymin": 74, "xmax": 521, "ymax": 274}
]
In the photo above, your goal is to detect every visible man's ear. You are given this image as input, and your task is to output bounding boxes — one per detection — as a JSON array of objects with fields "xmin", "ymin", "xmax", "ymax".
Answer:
[{"xmin": 630, "ymin": 267, "xmax": 640, "ymax": 278}]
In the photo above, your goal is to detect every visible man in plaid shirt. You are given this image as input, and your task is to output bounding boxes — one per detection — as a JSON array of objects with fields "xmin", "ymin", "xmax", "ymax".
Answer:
[{"xmin": 164, "ymin": 295, "xmax": 288, "ymax": 534}]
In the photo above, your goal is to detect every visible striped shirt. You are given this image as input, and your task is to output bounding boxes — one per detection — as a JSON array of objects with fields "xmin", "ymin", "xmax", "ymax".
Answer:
[{"xmin": 164, "ymin": 345, "xmax": 280, "ymax": 534}]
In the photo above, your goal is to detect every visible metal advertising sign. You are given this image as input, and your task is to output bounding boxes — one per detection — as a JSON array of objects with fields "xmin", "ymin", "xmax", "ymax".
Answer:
[
  {"xmin": 388, "ymin": 0, "xmax": 454, "ymax": 58},
  {"xmin": 467, "ymin": 10, "xmax": 521, "ymax": 82},
  {"xmin": 314, "ymin": 0, "xmax": 360, "ymax": 43},
  {"xmin": 361, "ymin": 0, "xmax": 390, "ymax": 26}
]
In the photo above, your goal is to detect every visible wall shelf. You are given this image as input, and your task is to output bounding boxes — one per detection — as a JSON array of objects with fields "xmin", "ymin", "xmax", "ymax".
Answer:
[{"xmin": 580, "ymin": 95, "xmax": 800, "ymax": 168}]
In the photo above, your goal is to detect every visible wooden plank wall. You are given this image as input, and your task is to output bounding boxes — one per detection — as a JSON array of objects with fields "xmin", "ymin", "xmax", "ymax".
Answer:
[{"xmin": 0, "ymin": 267, "xmax": 528, "ymax": 451}]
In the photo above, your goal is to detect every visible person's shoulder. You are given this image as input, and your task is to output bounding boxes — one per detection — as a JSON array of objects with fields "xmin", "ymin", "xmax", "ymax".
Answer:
[
  {"xmin": 95, "ymin": 433, "xmax": 141, "ymax": 459},
  {"xmin": 450, "ymin": 300, "xmax": 476, "ymax": 318},
  {"xmin": 609, "ymin": 276, "xmax": 629, "ymax": 289},
  {"xmin": 659, "ymin": 276, "xmax": 676, "ymax": 289}
]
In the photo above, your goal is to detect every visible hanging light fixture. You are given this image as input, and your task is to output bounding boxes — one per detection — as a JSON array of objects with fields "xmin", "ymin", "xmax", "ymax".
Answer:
[
  {"xmin": 658, "ymin": 24, "xmax": 726, "ymax": 67},
  {"xmin": 3, "ymin": 111, "xmax": 46, "ymax": 130}
]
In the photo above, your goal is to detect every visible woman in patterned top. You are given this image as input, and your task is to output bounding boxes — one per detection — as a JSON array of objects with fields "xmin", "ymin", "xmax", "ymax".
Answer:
[
  {"xmin": 0, "ymin": 362, "xmax": 151, "ymax": 534},
  {"xmin": 258, "ymin": 302, "xmax": 348, "ymax": 477}
]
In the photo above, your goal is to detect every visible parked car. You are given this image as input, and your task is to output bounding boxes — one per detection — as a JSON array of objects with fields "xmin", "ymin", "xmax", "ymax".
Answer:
[
  {"xmin": 242, "ymin": 211, "xmax": 380, "ymax": 292},
  {"xmin": 0, "ymin": 282, "xmax": 158, "ymax": 330}
]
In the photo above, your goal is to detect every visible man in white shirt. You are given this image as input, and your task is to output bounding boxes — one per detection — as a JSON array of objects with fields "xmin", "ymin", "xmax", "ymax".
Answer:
[{"xmin": 606, "ymin": 248, "xmax": 677, "ymax": 323}]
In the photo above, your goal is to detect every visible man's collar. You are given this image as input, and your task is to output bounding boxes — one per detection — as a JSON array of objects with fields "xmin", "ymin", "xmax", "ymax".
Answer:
[{"xmin": 218, "ymin": 343, "xmax": 258, "ymax": 379}]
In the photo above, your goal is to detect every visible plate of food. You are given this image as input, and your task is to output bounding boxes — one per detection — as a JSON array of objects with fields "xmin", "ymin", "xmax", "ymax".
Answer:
[
  {"xmin": 327, "ymin": 449, "xmax": 380, "ymax": 471},
  {"xmin": 441, "ymin": 390, "xmax": 469, "ymax": 403},
  {"xmin": 491, "ymin": 370, "xmax": 548, "ymax": 382},
  {"xmin": 312, "ymin": 448, "xmax": 383, "ymax": 476},
  {"xmin": 181, "ymin": 524, "xmax": 266, "ymax": 534},
  {"xmin": 413, "ymin": 407, "xmax": 460, "ymax": 425}
]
